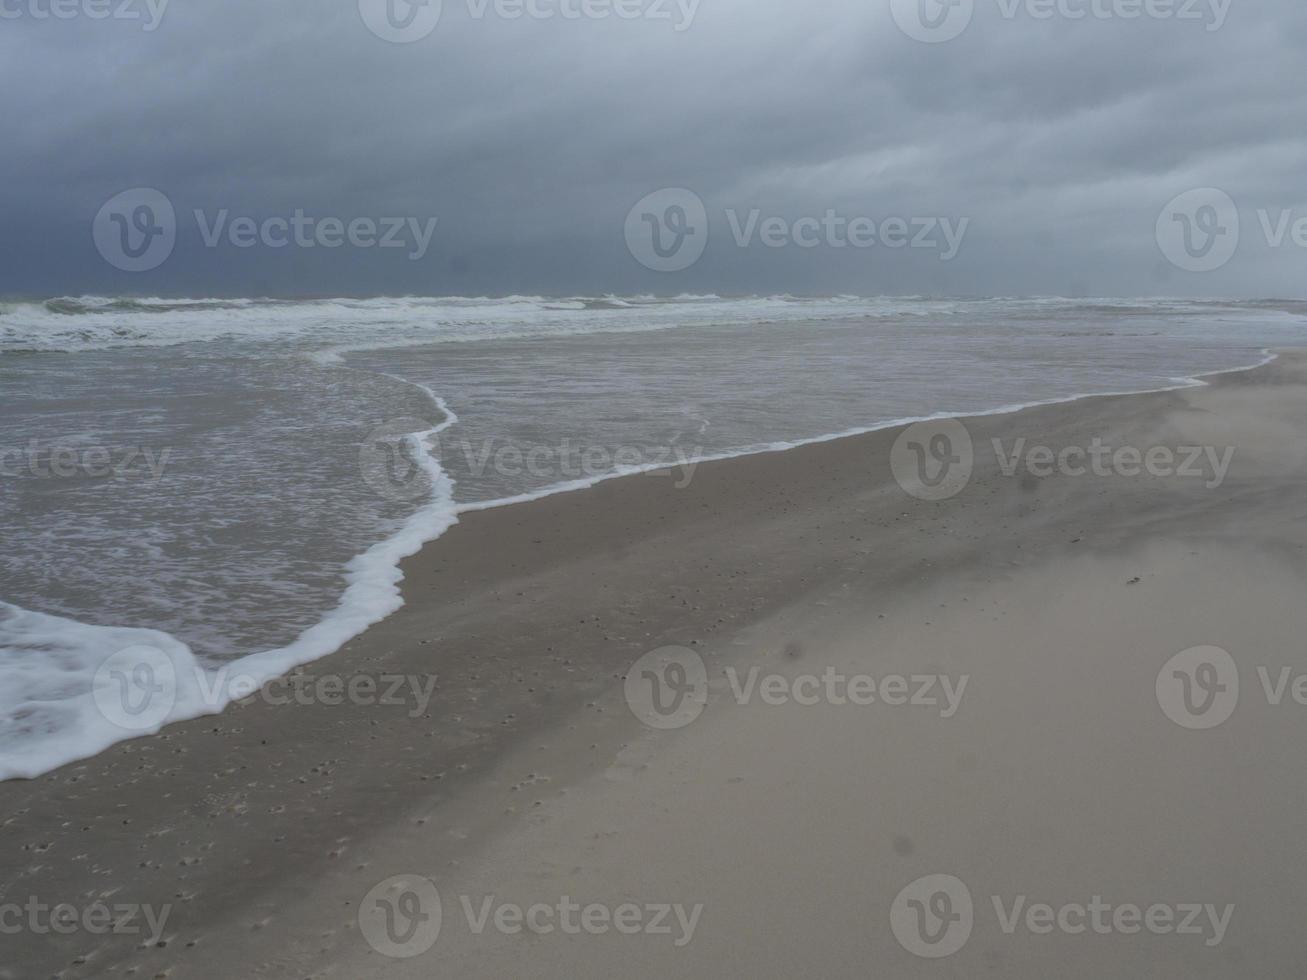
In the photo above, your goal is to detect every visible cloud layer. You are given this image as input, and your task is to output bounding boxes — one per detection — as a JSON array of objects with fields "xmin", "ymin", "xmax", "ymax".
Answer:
[{"xmin": 2, "ymin": 0, "xmax": 1303, "ymax": 297}]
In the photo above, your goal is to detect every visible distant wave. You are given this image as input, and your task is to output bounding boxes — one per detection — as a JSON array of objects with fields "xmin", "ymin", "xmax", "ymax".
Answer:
[
  {"xmin": 0, "ymin": 293, "xmax": 1280, "ymax": 356},
  {"xmin": 41, "ymin": 296, "xmax": 263, "ymax": 315},
  {"xmin": 1, "ymin": 291, "xmax": 1301, "ymax": 780},
  {"xmin": 0, "ymin": 294, "xmax": 931, "ymax": 355}
]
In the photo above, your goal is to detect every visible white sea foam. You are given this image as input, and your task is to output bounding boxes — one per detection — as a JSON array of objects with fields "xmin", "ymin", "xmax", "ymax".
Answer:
[
  {"xmin": 0, "ymin": 391, "xmax": 460, "ymax": 781},
  {"xmin": 0, "ymin": 291, "xmax": 1301, "ymax": 781},
  {"xmin": 1, "ymin": 294, "xmax": 950, "ymax": 355},
  {"xmin": 457, "ymin": 348, "xmax": 1281, "ymax": 514},
  {"xmin": 8, "ymin": 293, "xmax": 1299, "ymax": 360}
]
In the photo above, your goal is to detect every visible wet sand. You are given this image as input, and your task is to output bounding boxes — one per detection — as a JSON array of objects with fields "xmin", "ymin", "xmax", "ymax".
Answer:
[{"xmin": 5, "ymin": 351, "xmax": 1307, "ymax": 978}]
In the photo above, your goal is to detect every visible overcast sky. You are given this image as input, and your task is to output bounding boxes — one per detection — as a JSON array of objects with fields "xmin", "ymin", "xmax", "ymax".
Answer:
[{"xmin": 1, "ymin": 0, "xmax": 1303, "ymax": 298}]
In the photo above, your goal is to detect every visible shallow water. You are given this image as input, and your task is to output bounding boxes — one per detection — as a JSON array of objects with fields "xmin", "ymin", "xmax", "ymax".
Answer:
[{"xmin": 1, "ymin": 294, "xmax": 1302, "ymax": 778}]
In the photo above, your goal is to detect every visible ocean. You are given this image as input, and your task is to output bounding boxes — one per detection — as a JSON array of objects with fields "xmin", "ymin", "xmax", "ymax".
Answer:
[{"xmin": 2, "ymin": 294, "xmax": 1302, "ymax": 779}]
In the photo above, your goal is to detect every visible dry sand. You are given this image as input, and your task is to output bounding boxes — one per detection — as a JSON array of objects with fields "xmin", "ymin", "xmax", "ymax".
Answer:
[{"xmin": 5, "ymin": 351, "xmax": 1307, "ymax": 978}]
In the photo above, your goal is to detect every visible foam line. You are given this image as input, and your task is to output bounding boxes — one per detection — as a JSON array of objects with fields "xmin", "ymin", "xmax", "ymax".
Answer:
[{"xmin": 0, "ymin": 347, "xmax": 1287, "ymax": 781}]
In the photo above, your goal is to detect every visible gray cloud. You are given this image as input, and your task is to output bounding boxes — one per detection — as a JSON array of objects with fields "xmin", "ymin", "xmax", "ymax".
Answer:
[{"xmin": 1, "ymin": 0, "xmax": 1303, "ymax": 297}]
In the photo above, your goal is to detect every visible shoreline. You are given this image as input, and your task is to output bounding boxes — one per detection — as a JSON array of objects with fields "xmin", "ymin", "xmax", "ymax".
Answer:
[
  {"xmin": 452, "ymin": 344, "xmax": 1282, "ymax": 511},
  {"xmin": 4, "ymin": 349, "xmax": 1306, "ymax": 978},
  {"xmin": 3, "ymin": 346, "xmax": 1280, "ymax": 782}
]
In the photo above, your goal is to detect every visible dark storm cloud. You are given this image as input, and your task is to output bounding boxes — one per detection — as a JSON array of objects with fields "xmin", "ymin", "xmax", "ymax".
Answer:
[{"xmin": 0, "ymin": 0, "xmax": 1303, "ymax": 297}]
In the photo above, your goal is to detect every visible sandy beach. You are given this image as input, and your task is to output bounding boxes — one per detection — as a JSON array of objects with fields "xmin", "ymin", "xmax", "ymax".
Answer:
[{"xmin": 6, "ymin": 350, "xmax": 1307, "ymax": 979}]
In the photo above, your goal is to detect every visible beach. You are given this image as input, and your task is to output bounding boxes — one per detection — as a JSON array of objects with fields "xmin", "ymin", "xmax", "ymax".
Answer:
[{"xmin": 5, "ymin": 349, "xmax": 1307, "ymax": 979}]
